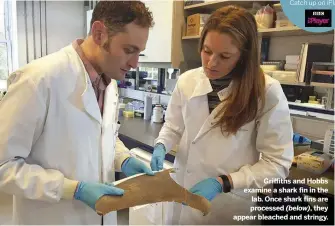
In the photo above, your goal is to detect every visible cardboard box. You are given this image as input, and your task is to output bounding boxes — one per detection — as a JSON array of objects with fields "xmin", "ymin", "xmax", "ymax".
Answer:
[
  {"xmin": 285, "ymin": 55, "xmax": 300, "ymax": 64},
  {"xmin": 186, "ymin": 13, "xmax": 210, "ymax": 36},
  {"xmin": 296, "ymin": 150, "xmax": 333, "ymax": 174}
]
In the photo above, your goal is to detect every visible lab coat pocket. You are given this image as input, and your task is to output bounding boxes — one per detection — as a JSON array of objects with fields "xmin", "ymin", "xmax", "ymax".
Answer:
[
  {"xmin": 196, "ymin": 127, "xmax": 237, "ymax": 172},
  {"xmin": 229, "ymin": 121, "xmax": 256, "ymax": 159},
  {"xmin": 235, "ymin": 121, "xmax": 256, "ymax": 145},
  {"xmin": 238, "ymin": 121, "xmax": 256, "ymax": 132},
  {"xmin": 205, "ymin": 192, "xmax": 256, "ymax": 225},
  {"xmin": 129, "ymin": 203, "xmax": 164, "ymax": 225},
  {"xmin": 146, "ymin": 203, "xmax": 163, "ymax": 225},
  {"xmin": 129, "ymin": 205, "xmax": 152, "ymax": 225}
]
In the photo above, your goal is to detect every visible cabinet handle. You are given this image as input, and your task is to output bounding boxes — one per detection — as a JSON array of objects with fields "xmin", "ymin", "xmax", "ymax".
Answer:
[{"xmin": 139, "ymin": 54, "xmax": 145, "ymax": 56}]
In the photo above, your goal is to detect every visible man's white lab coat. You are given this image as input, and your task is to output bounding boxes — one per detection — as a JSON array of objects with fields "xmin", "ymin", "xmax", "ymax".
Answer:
[{"xmin": 0, "ymin": 44, "xmax": 130, "ymax": 224}]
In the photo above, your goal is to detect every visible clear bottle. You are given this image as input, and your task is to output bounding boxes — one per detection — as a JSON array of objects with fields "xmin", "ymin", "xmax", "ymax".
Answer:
[{"xmin": 126, "ymin": 102, "xmax": 134, "ymax": 112}]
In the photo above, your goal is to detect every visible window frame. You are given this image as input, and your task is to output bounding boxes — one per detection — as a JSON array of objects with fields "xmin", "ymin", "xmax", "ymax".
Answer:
[{"xmin": 0, "ymin": 0, "xmax": 17, "ymax": 90}]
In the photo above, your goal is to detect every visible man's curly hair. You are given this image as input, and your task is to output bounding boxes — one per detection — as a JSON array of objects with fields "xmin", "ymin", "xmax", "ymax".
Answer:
[{"xmin": 90, "ymin": 0, "xmax": 154, "ymax": 35}]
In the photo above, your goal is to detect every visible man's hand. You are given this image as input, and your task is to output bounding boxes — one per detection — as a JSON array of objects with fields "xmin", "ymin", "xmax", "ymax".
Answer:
[
  {"xmin": 74, "ymin": 182, "xmax": 124, "ymax": 210},
  {"xmin": 121, "ymin": 157, "xmax": 154, "ymax": 177}
]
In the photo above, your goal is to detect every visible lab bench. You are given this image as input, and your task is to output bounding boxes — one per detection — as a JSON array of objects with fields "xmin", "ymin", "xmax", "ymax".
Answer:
[
  {"xmin": 118, "ymin": 117, "xmax": 175, "ymax": 163},
  {"xmin": 258, "ymin": 146, "xmax": 334, "ymax": 225}
]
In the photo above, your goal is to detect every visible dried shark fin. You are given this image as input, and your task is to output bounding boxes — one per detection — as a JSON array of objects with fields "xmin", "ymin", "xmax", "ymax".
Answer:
[{"xmin": 95, "ymin": 169, "xmax": 211, "ymax": 216}]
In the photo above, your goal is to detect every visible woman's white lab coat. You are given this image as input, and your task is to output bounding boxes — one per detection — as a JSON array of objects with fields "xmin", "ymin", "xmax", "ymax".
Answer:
[
  {"xmin": 155, "ymin": 67, "xmax": 294, "ymax": 225},
  {"xmin": 0, "ymin": 44, "xmax": 130, "ymax": 225}
]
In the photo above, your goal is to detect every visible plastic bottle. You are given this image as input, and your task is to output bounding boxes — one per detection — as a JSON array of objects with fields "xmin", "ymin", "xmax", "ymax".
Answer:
[{"xmin": 144, "ymin": 95, "xmax": 153, "ymax": 120}]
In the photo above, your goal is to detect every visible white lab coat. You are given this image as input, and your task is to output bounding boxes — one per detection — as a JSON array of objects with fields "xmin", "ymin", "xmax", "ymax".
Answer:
[
  {"xmin": 0, "ymin": 44, "xmax": 131, "ymax": 225},
  {"xmin": 155, "ymin": 67, "xmax": 294, "ymax": 225}
]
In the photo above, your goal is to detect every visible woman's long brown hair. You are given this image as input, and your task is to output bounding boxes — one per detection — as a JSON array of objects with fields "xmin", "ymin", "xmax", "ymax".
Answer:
[{"xmin": 199, "ymin": 5, "xmax": 266, "ymax": 136}]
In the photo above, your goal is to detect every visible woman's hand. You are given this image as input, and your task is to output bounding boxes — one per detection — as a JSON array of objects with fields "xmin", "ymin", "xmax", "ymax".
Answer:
[
  {"xmin": 150, "ymin": 143, "xmax": 166, "ymax": 171},
  {"xmin": 189, "ymin": 177, "xmax": 223, "ymax": 201}
]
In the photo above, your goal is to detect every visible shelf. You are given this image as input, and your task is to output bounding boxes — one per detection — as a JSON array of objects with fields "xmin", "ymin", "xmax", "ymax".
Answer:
[
  {"xmin": 258, "ymin": 26, "xmax": 334, "ymax": 37},
  {"xmin": 310, "ymin": 82, "xmax": 334, "ymax": 89},
  {"xmin": 312, "ymin": 70, "xmax": 334, "ymax": 76},
  {"xmin": 279, "ymin": 81, "xmax": 334, "ymax": 88},
  {"xmin": 182, "ymin": 27, "xmax": 334, "ymax": 40},
  {"xmin": 184, "ymin": 0, "xmax": 262, "ymax": 11},
  {"xmin": 279, "ymin": 81, "xmax": 308, "ymax": 86},
  {"xmin": 143, "ymin": 77, "xmax": 158, "ymax": 81},
  {"xmin": 182, "ymin": 35, "xmax": 200, "ymax": 40},
  {"xmin": 288, "ymin": 101, "xmax": 326, "ymax": 110}
]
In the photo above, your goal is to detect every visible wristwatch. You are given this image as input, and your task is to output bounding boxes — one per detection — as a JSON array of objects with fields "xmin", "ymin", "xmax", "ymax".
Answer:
[{"xmin": 219, "ymin": 175, "xmax": 231, "ymax": 193}]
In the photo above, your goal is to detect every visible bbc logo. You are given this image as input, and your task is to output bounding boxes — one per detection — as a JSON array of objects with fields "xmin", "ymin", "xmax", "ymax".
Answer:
[{"xmin": 305, "ymin": 10, "xmax": 332, "ymax": 27}]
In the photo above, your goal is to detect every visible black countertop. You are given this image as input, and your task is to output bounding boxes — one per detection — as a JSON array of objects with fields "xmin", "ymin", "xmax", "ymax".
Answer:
[
  {"xmin": 119, "ymin": 117, "xmax": 163, "ymax": 148},
  {"xmin": 118, "ymin": 117, "xmax": 175, "ymax": 163}
]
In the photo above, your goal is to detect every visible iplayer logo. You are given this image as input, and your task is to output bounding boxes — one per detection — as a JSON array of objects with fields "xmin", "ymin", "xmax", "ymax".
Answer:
[{"xmin": 305, "ymin": 10, "xmax": 332, "ymax": 27}]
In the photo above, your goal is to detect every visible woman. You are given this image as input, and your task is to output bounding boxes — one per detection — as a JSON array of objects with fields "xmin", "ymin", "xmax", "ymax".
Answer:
[{"xmin": 150, "ymin": 5, "xmax": 294, "ymax": 225}]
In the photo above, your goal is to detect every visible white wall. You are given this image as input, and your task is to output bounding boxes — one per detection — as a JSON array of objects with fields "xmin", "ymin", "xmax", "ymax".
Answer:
[{"xmin": 16, "ymin": 1, "xmax": 85, "ymax": 67}]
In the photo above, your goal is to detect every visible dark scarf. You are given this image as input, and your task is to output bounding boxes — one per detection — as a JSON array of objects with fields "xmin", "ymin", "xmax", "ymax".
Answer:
[{"xmin": 207, "ymin": 74, "xmax": 232, "ymax": 113}]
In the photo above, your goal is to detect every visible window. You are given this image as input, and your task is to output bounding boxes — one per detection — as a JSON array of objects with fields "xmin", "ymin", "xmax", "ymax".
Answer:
[{"xmin": 0, "ymin": 0, "xmax": 14, "ymax": 90}]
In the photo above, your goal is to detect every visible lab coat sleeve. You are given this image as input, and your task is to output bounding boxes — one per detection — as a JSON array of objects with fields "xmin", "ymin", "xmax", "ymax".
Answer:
[
  {"xmin": 0, "ymin": 72, "xmax": 66, "ymax": 202},
  {"xmin": 114, "ymin": 137, "xmax": 131, "ymax": 172},
  {"xmin": 155, "ymin": 81, "xmax": 185, "ymax": 153},
  {"xmin": 229, "ymin": 81, "xmax": 294, "ymax": 190}
]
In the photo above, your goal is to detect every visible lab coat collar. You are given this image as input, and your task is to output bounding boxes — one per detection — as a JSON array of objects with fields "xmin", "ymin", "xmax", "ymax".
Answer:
[
  {"xmin": 66, "ymin": 45, "xmax": 102, "ymax": 124},
  {"xmin": 190, "ymin": 67, "xmax": 213, "ymax": 99},
  {"xmin": 190, "ymin": 68, "xmax": 234, "ymax": 143},
  {"xmin": 192, "ymin": 103, "xmax": 223, "ymax": 144},
  {"xmin": 190, "ymin": 67, "xmax": 234, "ymax": 100},
  {"xmin": 81, "ymin": 75, "xmax": 103, "ymax": 124}
]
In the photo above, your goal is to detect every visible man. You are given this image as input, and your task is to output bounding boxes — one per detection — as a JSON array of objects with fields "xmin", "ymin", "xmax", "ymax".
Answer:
[{"xmin": 0, "ymin": 1, "xmax": 154, "ymax": 225}]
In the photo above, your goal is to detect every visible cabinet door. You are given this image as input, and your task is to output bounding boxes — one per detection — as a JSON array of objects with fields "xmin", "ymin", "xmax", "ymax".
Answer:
[{"xmin": 139, "ymin": 0, "xmax": 173, "ymax": 63}]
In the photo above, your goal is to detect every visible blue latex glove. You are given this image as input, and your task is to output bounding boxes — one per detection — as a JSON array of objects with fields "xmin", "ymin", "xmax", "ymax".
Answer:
[
  {"xmin": 150, "ymin": 143, "xmax": 166, "ymax": 171},
  {"xmin": 121, "ymin": 157, "xmax": 154, "ymax": 177},
  {"xmin": 74, "ymin": 182, "xmax": 124, "ymax": 210},
  {"xmin": 189, "ymin": 178, "xmax": 222, "ymax": 202},
  {"xmin": 293, "ymin": 133, "xmax": 311, "ymax": 144}
]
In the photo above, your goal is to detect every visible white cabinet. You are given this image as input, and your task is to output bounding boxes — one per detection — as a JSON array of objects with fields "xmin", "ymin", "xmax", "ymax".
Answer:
[
  {"xmin": 139, "ymin": 0, "xmax": 184, "ymax": 68},
  {"xmin": 86, "ymin": 1, "xmax": 184, "ymax": 68},
  {"xmin": 86, "ymin": 9, "xmax": 93, "ymax": 35},
  {"xmin": 139, "ymin": 1, "xmax": 173, "ymax": 63}
]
